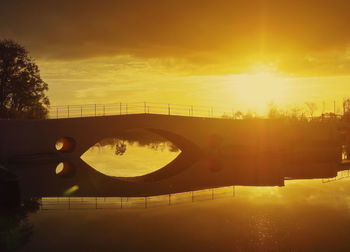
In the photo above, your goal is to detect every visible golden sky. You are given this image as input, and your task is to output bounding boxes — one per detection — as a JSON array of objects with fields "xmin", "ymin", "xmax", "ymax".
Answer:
[{"xmin": 1, "ymin": 0, "xmax": 350, "ymax": 114}]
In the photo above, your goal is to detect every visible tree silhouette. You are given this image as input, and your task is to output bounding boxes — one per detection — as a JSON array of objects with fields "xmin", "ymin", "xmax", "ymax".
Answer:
[
  {"xmin": 234, "ymin": 111, "xmax": 243, "ymax": 119},
  {"xmin": 115, "ymin": 140, "xmax": 127, "ymax": 156},
  {"xmin": 343, "ymin": 98, "xmax": 350, "ymax": 121},
  {"xmin": 267, "ymin": 102, "xmax": 280, "ymax": 119},
  {"xmin": 0, "ymin": 39, "xmax": 49, "ymax": 119},
  {"xmin": 305, "ymin": 102, "xmax": 317, "ymax": 118}
]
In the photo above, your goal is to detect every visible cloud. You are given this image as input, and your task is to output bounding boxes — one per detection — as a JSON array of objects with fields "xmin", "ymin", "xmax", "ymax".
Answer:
[{"xmin": 1, "ymin": 0, "xmax": 350, "ymax": 75}]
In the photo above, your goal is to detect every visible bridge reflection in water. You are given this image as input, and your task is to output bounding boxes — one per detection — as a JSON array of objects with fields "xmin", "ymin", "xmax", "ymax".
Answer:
[
  {"xmin": 40, "ymin": 186, "xmax": 236, "ymax": 210},
  {"xmin": 21, "ymin": 164, "xmax": 350, "ymax": 211},
  {"xmin": 33, "ymin": 161, "xmax": 350, "ymax": 211},
  {"xmin": 6, "ymin": 152, "xmax": 350, "ymax": 203}
]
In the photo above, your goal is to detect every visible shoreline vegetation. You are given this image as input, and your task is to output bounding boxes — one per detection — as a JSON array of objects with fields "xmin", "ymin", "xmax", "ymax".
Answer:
[
  {"xmin": 92, "ymin": 129, "xmax": 180, "ymax": 156},
  {"xmin": 221, "ymin": 99, "xmax": 350, "ymax": 121}
]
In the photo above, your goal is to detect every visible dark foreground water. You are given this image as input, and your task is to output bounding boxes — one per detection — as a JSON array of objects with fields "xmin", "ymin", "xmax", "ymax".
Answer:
[
  {"xmin": 2, "ymin": 135, "xmax": 350, "ymax": 251},
  {"xmin": 2, "ymin": 178, "xmax": 350, "ymax": 252}
]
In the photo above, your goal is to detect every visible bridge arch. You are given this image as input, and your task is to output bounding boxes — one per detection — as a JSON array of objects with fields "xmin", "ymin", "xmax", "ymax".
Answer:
[{"xmin": 78, "ymin": 127, "xmax": 202, "ymax": 182}]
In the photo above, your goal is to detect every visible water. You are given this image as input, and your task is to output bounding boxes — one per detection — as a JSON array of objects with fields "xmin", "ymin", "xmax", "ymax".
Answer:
[
  {"xmin": 2, "ymin": 134, "xmax": 350, "ymax": 251},
  {"xmin": 2, "ymin": 179, "xmax": 350, "ymax": 251}
]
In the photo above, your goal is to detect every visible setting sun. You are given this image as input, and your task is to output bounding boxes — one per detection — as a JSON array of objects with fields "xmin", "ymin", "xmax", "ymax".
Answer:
[{"xmin": 230, "ymin": 71, "xmax": 290, "ymax": 112}]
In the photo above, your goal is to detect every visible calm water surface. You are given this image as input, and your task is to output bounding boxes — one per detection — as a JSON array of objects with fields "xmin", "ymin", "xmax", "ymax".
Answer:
[
  {"xmin": 19, "ymin": 179, "xmax": 350, "ymax": 252},
  {"xmin": 2, "ymin": 136, "xmax": 350, "ymax": 251}
]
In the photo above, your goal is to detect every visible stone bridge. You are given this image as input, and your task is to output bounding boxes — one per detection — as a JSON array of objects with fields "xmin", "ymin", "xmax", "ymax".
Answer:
[{"xmin": 0, "ymin": 114, "xmax": 346, "ymax": 197}]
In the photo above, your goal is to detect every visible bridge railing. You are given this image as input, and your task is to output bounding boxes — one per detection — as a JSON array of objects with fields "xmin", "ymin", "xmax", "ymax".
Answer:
[
  {"xmin": 46, "ymin": 101, "xmax": 344, "ymax": 120},
  {"xmin": 47, "ymin": 102, "xmax": 237, "ymax": 119},
  {"xmin": 39, "ymin": 186, "xmax": 236, "ymax": 210}
]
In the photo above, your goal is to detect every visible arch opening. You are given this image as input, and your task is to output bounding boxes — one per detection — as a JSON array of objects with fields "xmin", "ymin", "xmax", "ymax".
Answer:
[
  {"xmin": 55, "ymin": 162, "xmax": 76, "ymax": 178},
  {"xmin": 81, "ymin": 129, "xmax": 182, "ymax": 177},
  {"xmin": 55, "ymin": 137, "xmax": 76, "ymax": 152}
]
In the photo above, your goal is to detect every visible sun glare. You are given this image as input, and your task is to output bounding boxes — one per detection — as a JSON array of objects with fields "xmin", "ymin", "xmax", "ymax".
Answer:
[{"xmin": 230, "ymin": 69, "xmax": 290, "ymax": 113}]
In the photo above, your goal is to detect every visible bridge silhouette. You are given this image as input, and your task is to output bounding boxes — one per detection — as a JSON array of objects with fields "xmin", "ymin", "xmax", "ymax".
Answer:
[{"xmin": 1, "ymin": 101, "xmax": 348, "ymax": 197}]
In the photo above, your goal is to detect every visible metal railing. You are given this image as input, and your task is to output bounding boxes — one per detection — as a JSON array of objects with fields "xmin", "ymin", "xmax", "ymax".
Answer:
[
  {"xmin": 39, "ymin": 186, "xmax": 236, "ymax": 210},
  {"xmin": 46, "ymin": 102, "xmax": 346, "ymax": 121},
  {"xmin": 47, "ymin": 102, "xmax": 238, "ymax": 119}
]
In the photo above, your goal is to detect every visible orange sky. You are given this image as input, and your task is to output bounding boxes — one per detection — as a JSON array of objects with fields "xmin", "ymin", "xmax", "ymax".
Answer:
[{"xmin": 1, "ymin": 0, "xmax": 350, "ymax": 114}]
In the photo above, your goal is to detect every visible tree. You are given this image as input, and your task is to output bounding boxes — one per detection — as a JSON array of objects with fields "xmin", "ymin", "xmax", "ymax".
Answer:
[
  {"xmin": 305, "ymin": 102, "xmax": 317, "ymax": 118},
  {"xmin": 267, "ymin": 102, "xmax": 280, "ymax": 119},
  {"xmin": 234, "ymin": 111, "xmax": 243, "ymax": 119},
  {"xmin": 343, "ymin": 98, "xmax": 350, "ymax": 121},
  {"xmin": 243, "ymin": 110, "xmax": 254, "ymax": 119},
  {"xmin": 0, "ymin": 39, "xmax": 49, "ymax": 119},
  {"xmin": 115, "ymin": 140, "xmax": 127, "ymax": 156}
]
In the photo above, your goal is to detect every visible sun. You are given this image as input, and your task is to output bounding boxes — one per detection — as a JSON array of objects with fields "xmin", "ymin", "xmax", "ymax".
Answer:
[{"xmin": 229, "ymin": 68, "xmax": 290, "ymax": 113}]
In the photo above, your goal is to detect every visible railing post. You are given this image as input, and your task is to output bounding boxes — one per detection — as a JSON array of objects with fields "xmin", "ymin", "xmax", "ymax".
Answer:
[
  {"xmin": 145, "ymin": 197, "xmax": 147, "ymax": 208},
  {"xmin": 169, "ymin": 194, "xmax": 171, "ymax": 206},
  {"xmin": 50, "ymin": 102, "xmax": 227, "ymax": 119}
]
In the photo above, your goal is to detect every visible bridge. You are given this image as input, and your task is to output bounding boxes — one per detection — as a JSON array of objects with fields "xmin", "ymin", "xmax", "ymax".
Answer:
[{"xmin": 0, "ymin": 102, "xmax": 347, "ymax": 197}]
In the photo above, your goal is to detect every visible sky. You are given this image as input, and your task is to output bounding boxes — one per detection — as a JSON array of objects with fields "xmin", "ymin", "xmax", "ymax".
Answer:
[{"xmin": 1, "ymin": 0, "xmax": 350, "ymax": 114}]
